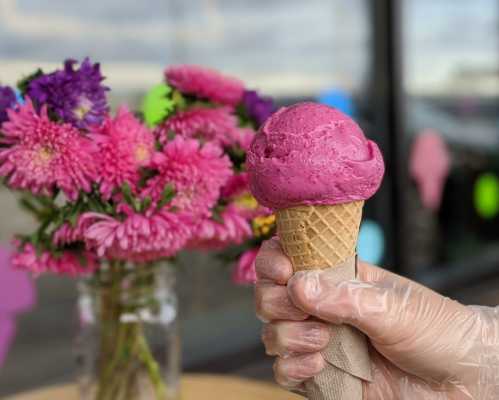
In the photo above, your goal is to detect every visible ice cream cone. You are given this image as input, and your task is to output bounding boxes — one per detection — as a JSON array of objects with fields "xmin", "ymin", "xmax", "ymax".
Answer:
[
  {"xmin": 276, "ymin": 201, "xmax": 364, "ymax": 272},
  {"xmin": 276, "ymin": 201, "xmax": 371, "ymax": 400},
  {"xmin": 248, "ymin": 102, "xmax": 383, "ymax": 400}
]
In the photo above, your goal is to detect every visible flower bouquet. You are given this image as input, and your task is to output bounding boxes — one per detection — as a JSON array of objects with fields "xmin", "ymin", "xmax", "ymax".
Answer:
[{"xmin": 0, "ymin": 60, "xmax": 276, "ymax": 399}]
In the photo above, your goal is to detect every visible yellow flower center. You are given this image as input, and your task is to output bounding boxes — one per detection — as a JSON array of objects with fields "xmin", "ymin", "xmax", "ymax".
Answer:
[
  {"xmin": 252, "ymin": 214, "xmax": 276, "ymax": 237},
  {"xmin": 35, "ymin": 147, "xmax": 54, "ymax": 166},
  {"xmin": 135, "ymin": 144, "xmax": 150, "ymax": 163},
  {"xmin": 234, "ymin": 193, "xmax": 258, "ymax": 210},
  {"xmin": 74, "ymin": 98, "xmax": 92, "ymax": 120}
]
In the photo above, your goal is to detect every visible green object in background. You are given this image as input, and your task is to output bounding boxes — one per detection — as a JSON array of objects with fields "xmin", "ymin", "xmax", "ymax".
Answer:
[
  {"xmin": 474, "ymin": 173, "xmax": 499, "ymax": 219},
  {"xmin": 142, "ymin": 83, "xmax": 175, "ymax": 127}
]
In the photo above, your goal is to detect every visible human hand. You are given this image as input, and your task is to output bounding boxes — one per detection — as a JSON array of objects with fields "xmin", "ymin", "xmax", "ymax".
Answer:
[{"xmin": 254, "ymin": 237, "xmax": 499, "ymax": 399}]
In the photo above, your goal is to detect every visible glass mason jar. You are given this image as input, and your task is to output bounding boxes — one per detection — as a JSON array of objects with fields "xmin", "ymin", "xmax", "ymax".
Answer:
[{"xmin": 76, "ymin": 262, "xmax": 180, "ymax": 400}]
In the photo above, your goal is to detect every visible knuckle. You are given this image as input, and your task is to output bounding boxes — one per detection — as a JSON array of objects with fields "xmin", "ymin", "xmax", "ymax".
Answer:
[
  {"xmin": 254, "ymin": 254, "xmax": 273, "ymax": 275},
  {"xmin": 274, "ymin": 325, "xmax": 293, "ymax": 353},
  {"xmin": 254, "ymin": 285, "xmax": 272, "ymax": 321},
  {"xmin": 307, "ymin": 353, "xmax": 326, "ymax": 374},
  {"xmin": 273, "ymin": 358, "xmax": 289, "ymax": 385},
  {"xmin": 261, "ymin": 324, "xmax": 275, "ymax": 354}
]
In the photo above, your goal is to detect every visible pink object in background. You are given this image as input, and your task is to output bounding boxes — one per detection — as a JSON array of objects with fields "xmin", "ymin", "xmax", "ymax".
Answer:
[
  {"xmin": 0, "ymin": 246, "xmax": 35, "ymax": 366},
  {"xmin": 232, "ymin": 247, "xmax": 259, "ymax": 285},
  {"xmin": 409, "ymin": 129, "xmax": 451, "ymax": 211}
]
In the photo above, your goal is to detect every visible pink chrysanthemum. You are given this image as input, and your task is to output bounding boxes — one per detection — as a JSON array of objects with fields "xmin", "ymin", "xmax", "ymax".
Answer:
[
  {"xmin": 53, "ymin": 223, "xmax": 82, "ymax": 246},
  {"xmin": 165, "ymin": 65, "xmax": 244, "ymax": 106},
  {"xmin": 0, "ymin": 99, "xmax": 97, "ymax": 200},
  {"xmin": 145, "ymin": 136, "xmax": 232, "ymax": 217},
  {"xmin": 81, "ymin": 208, "xmax": 193, "ymax": 262},
  {"xmin": 221, "ymin": 173, "xmax": 250, "ymax": 199},
  {"xmin": 91, "ymin": 106, "xmax": 155, "ymax": 199},
  {"xmin": 158, "ymin": 107, "xmax": 238, "ymax": 147},
  {"xmin": 12, "ymin": 242, "xmax": 97, "ymax": 276},
  {"xmin": 188, "ymin": 204, "xmax": 252, "ymax": 250},
  {"xmin": 226, "ymin": 127, "xmax": 256, "ymax": 151},
  {"xmin": 52, "ymin": 216, "xmax": 95, "ymax": 247},
  {"xmin": 232, "ymin": 247, "xmax": 258, "ymax": 285}
]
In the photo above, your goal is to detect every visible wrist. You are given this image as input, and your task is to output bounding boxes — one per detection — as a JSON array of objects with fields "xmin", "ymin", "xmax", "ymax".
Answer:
[{"xmin": 460, "ymin": 305, "xmax": 499, "ymax": 399}]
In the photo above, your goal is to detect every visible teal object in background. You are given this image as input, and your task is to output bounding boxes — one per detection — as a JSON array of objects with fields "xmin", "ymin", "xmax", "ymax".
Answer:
[
  {"xmin": 357, "ymin": 220, "xmax": 385, "ymax": 264},
  {"xmin": 15, "ymin": 90, "xmax": 24, "ymax": 105},
  {"xmin": 317, "ymin": 89, "xmax": 355, "ymax": 117}
]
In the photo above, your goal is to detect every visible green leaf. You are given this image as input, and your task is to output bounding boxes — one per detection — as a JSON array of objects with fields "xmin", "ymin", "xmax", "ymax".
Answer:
[
  {"xmin": 121, "ymin": 182, "xmax": 135, "ymax": 204},
  {"xmin": 36, "ymin": 195, "xmax": 54, "ymax": 208},
  {"xmin": 141, "ymin": 196, "xmax": 152, "ymax": 212},
  {"xmin": 156, "ymin": 184, "xmax": 176, "ymax": 210},
  {"xmin": 172, "ymin": 90, "xmax": 187, "ymax": 110},
  {"xmin": 104, "ymin": 202, "xmax": 115, "ymax": 215},
  {"xmin": 69, "ymin": 210, "xmax": 79, "ymax": 227},
  {"xmin": 17, "ymin": 69, "xmax": 44, "ymax": 96},
  {"xmin": 142, "ymin": 83, "xmax": 175, "ymax": 127},
  {"xmin": 167, "ymin": 130, "xmax": 176, "ymax": 141},
  {"xmin": 19, "ymin": 197, "xmax": 40, "ymax": 216},
  {"xmin": 88, "ymin": 196, "xmax": 104, "ymax": 213},
  {"xmin": 211, "ymin": 207, "xmax": 225, "ymax": 224}
]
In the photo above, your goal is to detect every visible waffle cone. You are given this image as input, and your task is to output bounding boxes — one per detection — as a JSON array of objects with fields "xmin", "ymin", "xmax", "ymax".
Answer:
[
  {"xmin": 276, "ymin": 201, "xmax": 370, "ymax": 400},
  {"xmin": 276, "ymin": 201, "xmax": 364, "ymax": 271}
]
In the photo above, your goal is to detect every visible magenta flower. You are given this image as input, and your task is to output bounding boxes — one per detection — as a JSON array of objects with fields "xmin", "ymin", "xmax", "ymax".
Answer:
[
  {"xmin": 228, "ymin": 127, "xmax": 256, "ymax": 151},
  {"xmin": 188, "ymin": 204, "xmax": 252, "ymax": 250},
  {"xmin": 52, "ymin": 216, "xmax": 94, "ymax": 247},
  {"xmin": 145, "ymin": 136, "xmax": 232, "ymax": 217},
  {"xmin": 158, "ymin": 107, "xmax": 238, "ymax": 147},
  {"xmin": 165, "ymin": 65, "xmax": 244, "ymax": 106},
  {"xmin": 221, "ymin": 173, "xmax": 250, "ymax": 199},
  {"xmin": 12, "ymin": 242, "xmax": 97, "ymax": 276},
  {"xmin": 0, "ymin": 100, "xmax": 97, "ymax": 200},
  {"xmin": 81, "ymin": 208, "xmax": 192, "ymax": 262},
  {"xmin": 232, "ymin": 247, "xmax": 258, "ymax": 285},
  {"xmin": 91, "ymin": 107, "xmax": 155, "ymax": 199},
  {"xmin": 0, "ymin": 246, "xmax": 35, "ymax": 367}
]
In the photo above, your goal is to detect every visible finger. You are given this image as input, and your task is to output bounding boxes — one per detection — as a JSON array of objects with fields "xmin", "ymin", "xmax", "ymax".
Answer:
[
  {"xmin": 255, "ymin": 237, "xmax": 293, "ymax": 284},
  {"xmin": 287, "ymin": 269, "xmax": 397, "ymax": 340},
  {"xmin": 255, "ymin": 282, "xmax": 308, "ymax": 322},
  {"xmin": 358, "ymin": 260, "xmax": 431, "ymax": 291},
  {"xmin": 262, "ymin": 321, "xmax": 331, "ymax": 357},
  {"xmin": 273, "ymin": 353, "xmax": 326, "ymax": 390},
  {"xmin": 357, "ymin": 261, "xmax": 390, "ymax": 283},
  {"xmin": 288, "ymin": 268, "xmax": 471, "ymax": 346}
]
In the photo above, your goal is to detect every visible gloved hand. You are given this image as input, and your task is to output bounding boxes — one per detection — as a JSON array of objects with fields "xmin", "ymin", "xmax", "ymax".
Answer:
[{"xmin": 254, "ymin": 237, "xmax": 499, "ymax": 399}]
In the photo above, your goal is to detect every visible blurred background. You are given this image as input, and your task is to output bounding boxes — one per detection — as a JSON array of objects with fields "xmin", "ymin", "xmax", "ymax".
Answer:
[{"xmin": 0, "ymin": 0, "xmax": 498, "ymax": 396}]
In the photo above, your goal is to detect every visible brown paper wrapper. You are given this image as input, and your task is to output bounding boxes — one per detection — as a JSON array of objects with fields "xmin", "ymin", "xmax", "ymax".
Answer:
[{"xmin": 277, "ymin": 204, "xmax": 372, "ymax": 400}]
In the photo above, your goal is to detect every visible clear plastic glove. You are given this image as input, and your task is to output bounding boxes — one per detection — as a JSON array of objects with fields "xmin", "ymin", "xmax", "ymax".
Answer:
[{"xmin": 254, "ymin": 237, "xmax": 499, "ymax": 399}]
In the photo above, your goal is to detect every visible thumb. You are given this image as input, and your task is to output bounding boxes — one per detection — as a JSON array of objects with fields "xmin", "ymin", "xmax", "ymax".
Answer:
[{"xmin": 287, "ymin": 268, "xmax": 408, "ymax": 343}]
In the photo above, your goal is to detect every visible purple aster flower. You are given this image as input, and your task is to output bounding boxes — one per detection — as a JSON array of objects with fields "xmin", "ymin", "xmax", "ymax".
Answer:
[
  {"xmin": 242, "ymin": 90, "xmax": 276, "ymax": 127},
  {"xmin": 0, "ymin": 86, "xmax": 16, "ymax": 126},
  {"xmin": 27, "ymin": 58, "xmax": 109, "ymax": 129}
]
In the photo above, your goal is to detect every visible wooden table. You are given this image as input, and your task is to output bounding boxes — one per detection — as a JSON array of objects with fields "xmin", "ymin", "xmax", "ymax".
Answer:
[{"xmin": 6, "ymin": 374, "xmax": 301, "ymax": 400}]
